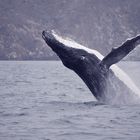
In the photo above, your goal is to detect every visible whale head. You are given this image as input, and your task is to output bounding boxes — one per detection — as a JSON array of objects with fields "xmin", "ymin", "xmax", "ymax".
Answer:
[{"xmin": 42, "ymin": 30, "xmax": 102, "ymax": 71}]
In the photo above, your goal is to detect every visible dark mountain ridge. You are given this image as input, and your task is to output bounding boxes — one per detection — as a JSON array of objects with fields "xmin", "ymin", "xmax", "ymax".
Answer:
[{"xmin": 0, "ymin": 0, "xmax": 140, "ymax": 60}]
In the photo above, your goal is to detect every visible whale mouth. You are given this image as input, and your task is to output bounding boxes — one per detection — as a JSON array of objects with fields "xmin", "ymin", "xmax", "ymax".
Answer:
[
  {"xmin": 42, "ymin": 30, "xmax": 56, "ymax": 41},
  {"xmin": 42, "ymin": 30, "xmax": 46, "ymax": 40},
  {"xmin": 42, "ymin": 30, "xmax": 52, "ymax": 41}
]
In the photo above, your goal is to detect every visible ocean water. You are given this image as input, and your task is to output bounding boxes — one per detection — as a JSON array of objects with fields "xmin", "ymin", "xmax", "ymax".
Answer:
[{"xmin": 0, "ymin": 61, "xmax": 140, "ymax": 140}]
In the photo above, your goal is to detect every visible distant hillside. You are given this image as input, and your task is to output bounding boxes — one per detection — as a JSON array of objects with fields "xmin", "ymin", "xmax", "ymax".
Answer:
[{"xmin": 0, "ymin": 0, "xmax": 140, "ymax": 60}]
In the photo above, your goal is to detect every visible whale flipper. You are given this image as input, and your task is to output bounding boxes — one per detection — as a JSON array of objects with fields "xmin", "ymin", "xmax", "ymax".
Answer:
[{"xmin": 100, "ymin": 35, "xmax": 140, "ymax": 68}]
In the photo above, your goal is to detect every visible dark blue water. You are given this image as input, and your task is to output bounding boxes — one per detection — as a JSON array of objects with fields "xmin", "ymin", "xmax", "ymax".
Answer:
[{"xmin": 0, "ymin": 61, "xmax": 140, "ymax": 140}]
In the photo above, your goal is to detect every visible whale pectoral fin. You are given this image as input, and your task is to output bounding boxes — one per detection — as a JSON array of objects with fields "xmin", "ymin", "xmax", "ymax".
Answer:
[{"xmin": 100, "ymin": 34, "xmax": 140, "ymax": 68}]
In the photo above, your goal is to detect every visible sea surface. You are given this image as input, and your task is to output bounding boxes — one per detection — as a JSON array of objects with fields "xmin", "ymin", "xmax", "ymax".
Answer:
[{"xmin": 0, "ymin": 61, "xmax": 140, "ymax": 140}]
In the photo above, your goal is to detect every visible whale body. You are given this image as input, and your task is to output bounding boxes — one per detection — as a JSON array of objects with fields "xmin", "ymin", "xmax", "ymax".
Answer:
[{"xmin": 42, "ymin": 30, "xmax": 140, "ymax": 104}]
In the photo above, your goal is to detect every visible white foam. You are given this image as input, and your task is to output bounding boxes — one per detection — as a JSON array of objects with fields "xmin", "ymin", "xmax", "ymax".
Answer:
[
  {"xmin": 52, "ymin": 31, "xmax": 140, "ymax": 97},
  {"xmin": 111, "ymin": 65, "xmax": 140, "ymax": 96}
]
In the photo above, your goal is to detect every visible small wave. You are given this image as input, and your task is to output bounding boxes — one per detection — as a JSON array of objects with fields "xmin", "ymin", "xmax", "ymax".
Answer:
[
  {"xmin": 15, "ymin": 80, "xmax": 32, "ymax": 84},
  {"xmin": 58, "ymin": 132, "xmax": 100, "ymax": 137},
  {"xmin": 46, "ymin": 101, "xmax": 105, "ymax": 109},
  {"xmin": 1, "ymin": 112, "xmax": 28, "ymax": 117},
  {"xmin": 36, "ymin": 76, "xmax": 46, "ymax": 79},
  {"xmin": 76, "ymin": 87, "xmax": 86, "ymax": 91},
  {"xmin": 52, "ymin": 118, "xmax": 74, "ymax": 126},
  {"xmin": 83, "ymin": 101, "xmax": 105, "ymax": 106},
  {"xmin": 0, "ymin": 123, "xmax": 5, "ymax": 126}
]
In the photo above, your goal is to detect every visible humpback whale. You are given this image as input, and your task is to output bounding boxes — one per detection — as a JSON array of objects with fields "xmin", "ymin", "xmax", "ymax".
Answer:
[{"xmin": 42, "ymin": 30, "xmax": 140, "ymax": 104}]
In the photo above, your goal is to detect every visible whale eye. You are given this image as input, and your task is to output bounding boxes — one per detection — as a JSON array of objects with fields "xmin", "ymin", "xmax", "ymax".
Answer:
[
  {"xmin": 80, "ymin": 55, "xmax": 88, "ymax": 62},
  {"xmin": 81, "ymin": 56, "xmax": 86, "ymax": 60}
]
